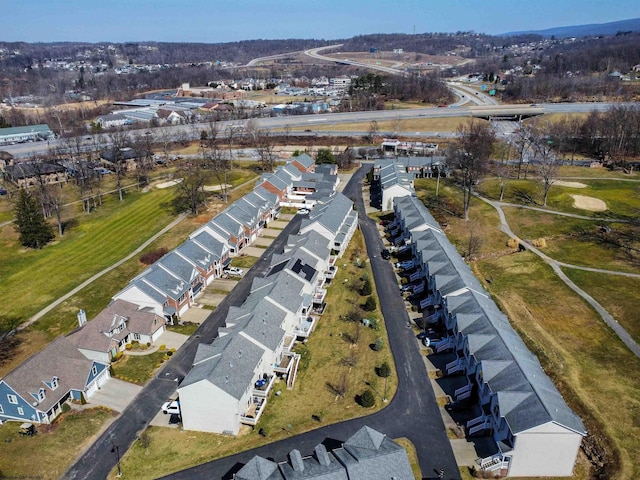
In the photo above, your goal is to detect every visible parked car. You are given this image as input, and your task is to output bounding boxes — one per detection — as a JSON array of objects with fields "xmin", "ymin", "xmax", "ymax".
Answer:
[
  {"xmin": 422, "ymin": 337, "xmax": 443, "ymax": 347},
  {"xmin": 0, "ymin": 186, "xmax": 7, "ymax": 195},
  {"xmin": 162, "ymin": 400, "xmax": 180, "ymax": 415},
  {"xmin": 381, "ymin": 249, "xmax": 390, "ymax": 260},
  {"xmin": 297, "ymin": 208, "xmax": 310, "ymax": 215},
  {"xmin": 224, "ymin": 266, "xmax": 244, "ymax": 277}
]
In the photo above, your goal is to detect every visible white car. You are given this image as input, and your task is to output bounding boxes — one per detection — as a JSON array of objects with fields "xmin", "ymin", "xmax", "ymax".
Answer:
[
  {"xmin": 162, "ymin": 400, "xmax": 180, "ymax": 415},
  {"xmin": 297, "ymin": 208, "xmax": 310, "ymax": 215},
  {"xmin": 225, "ymin": 266, "xmax": 244, "ymax": 277}
]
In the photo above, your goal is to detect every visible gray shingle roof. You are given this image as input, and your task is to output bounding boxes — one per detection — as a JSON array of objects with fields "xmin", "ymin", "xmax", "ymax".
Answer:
[
  {"xmin": 1, "ymin": 337, "xmax": 103, "ymax": 414},
  {"xmin": 181, "ymin": 334, "xmax": 264, "ymax": 400}
]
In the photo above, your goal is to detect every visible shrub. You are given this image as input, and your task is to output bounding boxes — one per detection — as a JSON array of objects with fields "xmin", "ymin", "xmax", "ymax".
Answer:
[
  {"xmin": 159, "ymin": 344, "xmax": 166, "ymax": 351},
  {"xmin": 125, "ymin": 344, "xmax": 132, "ymax": 350},
  {"xmin": 259, "ymin": 427, "xmax": 269, "ymax": 437},
  {"xmin": 61, "ymin": 403, "xmax": 71, "ymax": 413},
  {"xmin": 378, "ymin": 361, "xmax": 391, "ymax": 377},
  {"xmin": 113, "ymin": 351, "xmax": 123, "ymax": 361},
  {"xmin": 140, "ymin": 248, "xmax": 168, "ymax": 265},
  {"xmin": 507, "ymin": 237, "xmax": 519, "ymax": 249},
  {"xmin": 363, "ymin": 296, "xmax": 377, "ymax": 311},
  {"xmin": 532, "ymin": 238, "xmax": 547, "ymax": 248},
  {"xmin": 372, "ymin": 338, "xmax": 384, "ymax": 351},
  {"xmin": 361, "ymin": 278, "xmax": 372, "ymax": 296},
  {"xmin": 359, "ymin": 389, "xmax": 376, "ymax": 408},
  {"xmin": 166, "ymin": 351, "xmax": 173, "ymax": 357}
]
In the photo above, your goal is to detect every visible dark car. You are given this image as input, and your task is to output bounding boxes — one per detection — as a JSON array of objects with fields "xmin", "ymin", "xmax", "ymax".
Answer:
[
  {"xmin": 0, "ymin": 186, "xmax": 7, "ymax": 195},
  {"xmin": 381, "ymin": 249, "xmax": 390, "ymax": 260}
]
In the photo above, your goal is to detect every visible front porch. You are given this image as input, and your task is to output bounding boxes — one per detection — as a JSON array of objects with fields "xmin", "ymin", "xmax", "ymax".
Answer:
[{"xmin": 293, "ymin": 315, "xmax": 318, "ymax": 338}]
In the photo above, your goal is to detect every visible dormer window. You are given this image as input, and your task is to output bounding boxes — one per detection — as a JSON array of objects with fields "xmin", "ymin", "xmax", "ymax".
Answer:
[
  {"xmin": 51, "ymin": 376, "xmax": 59, "ymax": 390},
  {"xmin": 38, "ymin": 388, "xmax": 46, "ymax": 401}
]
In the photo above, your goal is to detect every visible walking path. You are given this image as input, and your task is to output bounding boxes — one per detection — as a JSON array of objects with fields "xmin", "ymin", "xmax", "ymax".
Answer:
[{"xmin": 477, "ymin": 194, "xmax": 640, "ymax": 358}]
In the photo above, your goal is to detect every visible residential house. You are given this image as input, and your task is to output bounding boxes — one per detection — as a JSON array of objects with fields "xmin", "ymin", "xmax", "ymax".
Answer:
[
  {"xmin": 289, "ymin": 153, "xmax": 315, "ymax": 173},
  {"xmin": 68, "ymin": 300, "xmax": 165, "ymax": 364},
  {"xmin": 234, "ymin": 426, "xmax": 413, "ymax": 480},
  {"xmin": 4, "ymin": 160, "xmax": 68, "ymax": 188},
  {"xmin": 0, "ymin": 337, "xmax": 110, "ymax": 424},
  {"xmin": 372, "ymin": 161, "xmax": 415, "ymax": 211},
  {"xmin": 390, "ymin": 196, "xmax": 587, "ymax": 477},
  {"xmin": 299, "ymin": 192, "xmax": 358, "ymax": 258}
]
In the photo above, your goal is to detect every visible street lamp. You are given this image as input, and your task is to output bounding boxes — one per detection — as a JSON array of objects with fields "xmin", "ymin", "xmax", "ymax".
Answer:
[{"xmin": 110, "ymin": 440, "xmax": 122, "ymax": 477}]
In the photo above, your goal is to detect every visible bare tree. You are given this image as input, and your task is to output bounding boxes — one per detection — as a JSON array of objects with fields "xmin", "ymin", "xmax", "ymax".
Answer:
[
  {"xmin": 447, "ymin": 120, "xmax": 496, "ymax": 220},
  {"xmin": 108, "ymin": 131, "xmax": 130, "ymax": 201},
  {"xmin": 529, "ymin": 126, "xmax": 562, "ymax": 207},
  {"xmin": 367, "ymin": 120, "xmax": 379, "ymax": 143},
  {"xmin": 255, "ymin": 129, "xmax": 277, "ymax": 172},
  {"xmin": 172, "ymin": 158, "xmax": 209, "ymax": 215}
]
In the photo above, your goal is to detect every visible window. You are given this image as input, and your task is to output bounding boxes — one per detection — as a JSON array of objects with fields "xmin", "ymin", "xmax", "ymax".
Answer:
[
  {"xmin": 51, "ymin": 376, "xmax": 59, "ymax": 390},
  {"xmin": 7, "ymin": 394, "xmax": 17, "ymax": 404},
  {"xmin": 0, "ymin": 404, "xmax": 3, "ymax": 414},
  {"xmin": 92, "ymin": 365, "xmax": 98, "ymax": 376},
  {"xmin": 38, "ymin": 389, "xmax": 46, "ymax": 401},
  {"xmin": 17, "ymin": 407, "xmax": 23, "ymax": 416},
  {"xmin": 133, "ymin": 333, "xmax": 140, "ymax": 340}
]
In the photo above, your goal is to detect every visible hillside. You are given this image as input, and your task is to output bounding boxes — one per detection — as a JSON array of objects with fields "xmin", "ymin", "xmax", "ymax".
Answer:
[{"xmin": 501, "ymin": 17, "xmax": 640, "ymax": 38}]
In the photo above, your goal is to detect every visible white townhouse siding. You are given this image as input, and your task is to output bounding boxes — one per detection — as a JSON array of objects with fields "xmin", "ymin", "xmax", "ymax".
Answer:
[
  {"xmin": 179, "ymin": 381, "xmax": 244, "ymax": 435},
  {"xmin": 507, "ymin": 422, "xmax": 584, "ymax": 477}
]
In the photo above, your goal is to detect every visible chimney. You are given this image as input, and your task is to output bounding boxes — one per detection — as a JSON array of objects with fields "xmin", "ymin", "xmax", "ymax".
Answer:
[
  {"xmin": 289, "ymin": 449, "xmax": 304, "ymax": 472},
  {"xmin": 315, "ymin": 444, "xmax": 331, "ymax": 466},
  {"xmin": 77, "ymin": 309, "xmax": 87, "ymax": 327}
]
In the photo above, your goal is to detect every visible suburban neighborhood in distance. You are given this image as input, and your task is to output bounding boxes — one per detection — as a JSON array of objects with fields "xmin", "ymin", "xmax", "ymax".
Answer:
[{"xmin": 1, "ymin": 4, "xmax": 640, "ymax": 480}]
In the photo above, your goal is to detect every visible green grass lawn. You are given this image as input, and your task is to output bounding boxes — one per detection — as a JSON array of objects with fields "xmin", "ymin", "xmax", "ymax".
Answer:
[
  {"xmin": 563, "ymin": 268, "xmax": 640, "ymax": 344},
  {"xmin": 0, "ymin": 187, "xmax": 177, "ymax": 331},
  {"xmin": 0, "ymin": 408, "xmax": 116, "ymax": 480},
  {"xmin": 111, "ymin": 350, "xmax": 173, "ymax": 384},
  {"xmin": 229, "ymin": 254, "xmax": 260, "ymax": 269}
]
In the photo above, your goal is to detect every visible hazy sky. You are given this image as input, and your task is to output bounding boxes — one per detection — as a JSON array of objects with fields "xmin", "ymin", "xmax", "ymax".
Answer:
[{"xmin": 3, "ymin": 0, "xmax": 640, "ymax": 43}]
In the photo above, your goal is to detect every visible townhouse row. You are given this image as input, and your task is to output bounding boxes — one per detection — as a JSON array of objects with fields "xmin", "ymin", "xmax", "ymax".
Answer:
[
  {"xmin": 0, "ymin": 153, "xmax": 337, "ymax": 426},
  {"xmin": 178, "ymin": 192, "xmax": 358, "ymax": 435},
  {"xmin": 388, "ymin": 195, "xmax": 586, "ymax": 478}
]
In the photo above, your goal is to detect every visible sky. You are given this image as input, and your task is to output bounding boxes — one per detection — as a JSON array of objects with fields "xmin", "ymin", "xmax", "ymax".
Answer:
[{"xmin": 2, "ymin": 0, "xmax": 640, "ymax": 43}]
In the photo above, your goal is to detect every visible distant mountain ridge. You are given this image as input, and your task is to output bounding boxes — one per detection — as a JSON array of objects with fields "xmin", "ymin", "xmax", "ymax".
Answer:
[{"xmin": 500, "ymin": 17, "xmax": 640, "ymax": 38}]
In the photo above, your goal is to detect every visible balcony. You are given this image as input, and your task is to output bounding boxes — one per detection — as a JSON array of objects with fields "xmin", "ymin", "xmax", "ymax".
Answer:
[
  {"xmin": 325, "ymin": 265, "xmax": 338, "ymax": 280},
  {"xmin": 446, "ymin": 356, "xmax": 466, "ymax": 375},
  {"xmin": 283, "ymin": 334, "xmax": 296, "ymax": 353},
  {"xmin": 274, "ymin": 353, "xmax": 294, "ymax": 374},
  {"xmin": 313, "ymin": 288, "xmax": 327, "ymax": 304},
  {"xmin": 240, "ymin": 396, "xmax": 267, "ymax": 426},
  {"xmin": 293, "ymin": 315, "xmax": 317, "ymax": 338},
  {"xmin": 252, "ymin": 374, "xmax": 276, "ymax": 398}
]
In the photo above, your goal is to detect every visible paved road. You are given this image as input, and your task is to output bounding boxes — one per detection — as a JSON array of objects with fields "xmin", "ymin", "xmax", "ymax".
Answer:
[
  {"xmin": 161, "ymin": 165, "xmax": 460, "ymax": 480},
  {"xmin": 64, "ymin": 215, "xmax": 303, "ymax": 480},
  {"xmin": 477, "ymin": 194, "xmax": 640, "ymax": 358}
]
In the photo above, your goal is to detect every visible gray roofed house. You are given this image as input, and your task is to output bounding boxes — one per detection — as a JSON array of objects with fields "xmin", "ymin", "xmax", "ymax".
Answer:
[
  {"xmin": 68, "ymin": 299, "xmax": 165, "ymax": 363},
  {"xmin": 0, "ymin": 336, "xmax": 111, "ymax": 425},
  {"xmin": 393, "ymin": 192, "xmax": 586, "ymax": 477},
  {"xmin": 289, "ymin": 152, "xmax": 315, "ymax": 172},
  {"xmin": 233, "ymin": 426, "xmax": 411, "ymax": 480}
]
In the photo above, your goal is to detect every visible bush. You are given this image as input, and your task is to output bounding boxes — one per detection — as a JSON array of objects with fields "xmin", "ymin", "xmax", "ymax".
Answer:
[
  {"xmin": 258, "ymin": 427, "xmax": 269, "ymax": 437},
  {"xmin": 140, "ymin": 248, "xmax": 168, "ymax": 265},
  {"xmin": 372, "ymin": 338, "xmax": 384, "ymax": 351},
  {"xmin": 159, "ymin": 344, "xmax": 166, "ymax": 351},
  {"xmin": 377, "ymin": 361, "xmax": 391, "ymax": 377},
  {"xmin": 359, "ymin": 389, "xmax": 376, "ymax": 408},
  {"xmin": 363, "ymin": 296, "xmax": 377, "ymax": 311},
  {"xmin": 125, "ymin": 344, "xmax": 132, "ymax": 350},
  {"xmin": 61, "ymin": 403, "xmax": 71, "ymax": 413},
  {"xmin": 361, "ymin": 278, "xmax": 372, "ymax": 296},
  {"xmin": 113, "ymin": 351, "xmax": 123, "ymax": 361}
]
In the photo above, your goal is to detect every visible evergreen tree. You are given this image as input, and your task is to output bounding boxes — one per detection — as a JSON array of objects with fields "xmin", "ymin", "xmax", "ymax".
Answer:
[
  {"xmin": 359, "ymin": 389, "xmax": 375, "ymax": 408},
  {"xmin": 363, "ymin": 295, "xmax": 377, "ymax": 312},
  {"xmin": 361, "ymin": 278, "xmax": 372, "ymax": 296},
  {"xmin": 14, "ymin": 189, "xmax": 54, "ymax": 249}
]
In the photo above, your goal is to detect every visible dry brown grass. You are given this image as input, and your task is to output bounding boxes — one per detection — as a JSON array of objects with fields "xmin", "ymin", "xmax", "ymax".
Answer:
[
  {"xmin": 111, "ymin": 230, "xmax": 398, "ymax": 479},
  {"xmin": 286, "ymin": 116, "xmax": 466, "ymax": 133}
]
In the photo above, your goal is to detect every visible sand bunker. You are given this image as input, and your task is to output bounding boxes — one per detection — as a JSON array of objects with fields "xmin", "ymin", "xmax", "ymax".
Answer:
[
  {"xmin": 571, "ymin": 194, "xmax": 607, "ymax": 211},
  {"xmin": 156, "ymin": 179, "xmax": 183, "ymax": 189},
  {"xmin": 203, "ymin": 184, "xmax": 232, "ymax": 192},
  {"xmin": 554, "ymin": 180, "xmax": 588, "ymax": 188}
]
